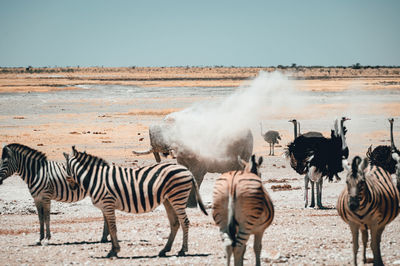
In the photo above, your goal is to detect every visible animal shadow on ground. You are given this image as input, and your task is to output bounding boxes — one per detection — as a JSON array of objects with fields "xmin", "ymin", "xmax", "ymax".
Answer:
[
  {"xmin": 92, "ymin": 253, "xmax": 211, "ymax": 260},
  {"xmin": 27, "ymin": 240, "xmax": 114, "ymax": 247}
]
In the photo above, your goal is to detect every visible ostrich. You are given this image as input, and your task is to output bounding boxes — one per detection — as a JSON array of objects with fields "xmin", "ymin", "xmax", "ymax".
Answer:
[
  {"xmin": 260, "ymin": 123, "xmax": 281, "ymax": 156},
  {"xmin": 367, "ymin": 118, "xmax": 399, "ymax": 174},
  {"xmin": 286, "ymin": 118, "xmax": 348, "ymax": 208},
  {"xmin": 289, "ymin": 118, "xmax": 349, "ymax": 182}
]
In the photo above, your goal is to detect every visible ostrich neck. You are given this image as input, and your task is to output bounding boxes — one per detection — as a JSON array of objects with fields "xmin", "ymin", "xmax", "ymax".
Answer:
[
  {"xmin": 293, "ymin": 122, "xmax": 297, "ymax": 139},
  {"xmin": 390, "ymin": 121, "xmax": 395, "ymax": 150},
  {"xmin": 340, "ymin": 120, "xmax": 347, "ymax": 150}
]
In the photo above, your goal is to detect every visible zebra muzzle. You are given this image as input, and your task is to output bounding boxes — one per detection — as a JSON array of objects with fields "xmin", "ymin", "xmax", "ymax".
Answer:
[{"xmin": 348, "ymin": 197, "xmax": 359, "ymax": 211}]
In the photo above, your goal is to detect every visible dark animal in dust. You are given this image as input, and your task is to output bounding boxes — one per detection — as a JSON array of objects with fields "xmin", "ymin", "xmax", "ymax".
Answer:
[
  {"xmin": 337, "ymin": 156, "xmax": 399, "ymax": 265},
  {"xmin": 64, "ymin": 146, "xmax": 208, "ymax": 258},
  {"xmin": 0, "ymin": 143, "xmax": 109, "ymax": 245},
  {"xmin": 260, "ymin": 123, "xmax": 281, "ymax": 156},
  {"xmin": 133, "ymin": 124, "xmax": 254, "ymax": 207},
  {"xmin": 212, "ymin": 155, "xmax": 274, "ymax": 266}
]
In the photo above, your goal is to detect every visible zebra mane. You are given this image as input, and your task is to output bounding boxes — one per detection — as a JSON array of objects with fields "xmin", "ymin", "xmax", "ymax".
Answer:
[
  {"xmin": 351, "ymin": 156, "xmax": 362, "ymax": 178},
  {"xmin": 3, "ymin": 143, "xmax": 47, "ymax": 162},
  {"xmin": 73, "ymin": 149, "xmax": 110, "ymax": 167}
]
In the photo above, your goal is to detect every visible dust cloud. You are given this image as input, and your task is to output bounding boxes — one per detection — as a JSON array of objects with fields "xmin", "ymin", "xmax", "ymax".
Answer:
[{"xmin": 161, "ymin": 71, "xmax": 307, "ymax": 159}]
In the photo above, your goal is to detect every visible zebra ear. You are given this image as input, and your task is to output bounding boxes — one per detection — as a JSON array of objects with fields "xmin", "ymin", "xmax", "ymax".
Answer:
[
  {"xmin": 4, "ymin": 146, "xmax": 12, "ymax": 156},
  {"xmin": 71, "ymin": 146, "xmax": 78, "ymax": 156},
  {"xmin": 358, "ymin": 157, "xmax": 369, "ymax": 172},
  {"xmin": 237, "ymin": 155, "xmax": 247, "ymax": 169},
  {"xmin": 63, "ymin": 152, "xmax": 69, "ymax": 161},
  {"xmin": 257, "ymin": 156, "xmax": 263, "ymax": 166}
]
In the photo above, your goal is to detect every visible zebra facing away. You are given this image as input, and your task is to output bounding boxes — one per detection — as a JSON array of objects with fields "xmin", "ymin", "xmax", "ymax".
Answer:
[
  {"xmin": 212, "ymin": 155, "xmax": 274, "ymax": 266},
  {"xmin": 337, "ymin": 156, "xmax": 399, "ymax": 265},
  {"xmin": 0, "ymin": 143, "xmax": 109, "ymax": 245},
  {"xmin": 63, "ymin": 146, "xmax": 208, "ymax": 258}
]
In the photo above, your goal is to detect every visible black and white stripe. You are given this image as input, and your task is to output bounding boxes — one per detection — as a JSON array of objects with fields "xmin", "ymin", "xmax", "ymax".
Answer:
[
  {"xmin": 0, "ymin": 143, "xmax": 108, "ymax": 244},
  {"xmin": 337, "ymin": 156, "xmax": 399, "ymax": 265},
  {"xmin": 212, "ymin": 155, "xmax": 274, "ymax": 266},
  {"xmin": 64, "ymin": 146, "xmax": 208, "ymax": 258}
]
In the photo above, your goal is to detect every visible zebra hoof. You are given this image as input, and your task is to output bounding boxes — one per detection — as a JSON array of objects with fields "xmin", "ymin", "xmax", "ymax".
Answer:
[
  {"xmin": 36, "ymin": 240, "xmax": 42, "ymax": 246},
  {"xmin": 106, "ymin": 250, "xmax": 118, "ymax": 258},
  {"xmin": 100, "ymin": 237, "xmax": 109, "ymax": 243},
  {"xmin": 177, "ymin": 250, "xmax": 186, "ymax": 257},
  {"xmin": 158, "ymin": 250, "xmax": 167, "ymax": 257},
  {"xmin": 42, "ymin": 239, "xmax": 49, "ymax": 246}
]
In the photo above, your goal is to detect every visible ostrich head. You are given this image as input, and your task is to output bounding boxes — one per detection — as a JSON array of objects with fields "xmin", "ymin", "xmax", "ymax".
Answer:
[{"xmin": 342, "ymin": 156, "xmax": 369, "ymax": 211}]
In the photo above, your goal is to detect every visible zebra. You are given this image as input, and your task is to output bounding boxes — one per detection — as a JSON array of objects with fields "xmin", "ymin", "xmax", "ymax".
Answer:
[
  {"xmin": 0, "ymin": 143, "xmax": 108, "ymax": 245},
  {"xmin": 63, "ymin": 146, "xmax": 208, "ymax": 258},
  {"xmin": 212, "ymin": 155, "xmax": 274, "ymax": 266},
  {"xmin": 337, "ymin": 156, "xmax": 399, "ymax": 265}
]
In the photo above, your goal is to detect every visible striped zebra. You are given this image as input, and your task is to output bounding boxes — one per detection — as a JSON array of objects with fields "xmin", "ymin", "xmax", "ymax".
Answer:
[
  {"xmin": 212, "ymin": 155, "xmax": 274, "ymax": 266},
  {"xmin": 337, "ymin": 156, "xmax": 399, "ymax": 265},
  {"xmin": 0, "ymin": 143, "xmax": 108, "ymax": 245},
  {"xmin": 63, "ymin": 146, "xmax": 208, "ymax": 258}
]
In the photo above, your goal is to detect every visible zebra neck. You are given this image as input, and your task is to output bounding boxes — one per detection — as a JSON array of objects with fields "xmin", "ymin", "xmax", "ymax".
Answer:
[
  {"xmin": 77, "ymin": 159, "xmax": 108, "ymax": 192},
  {"xmin": 16, "ymin": 155, "xmax": 47, "ymax": 188}
]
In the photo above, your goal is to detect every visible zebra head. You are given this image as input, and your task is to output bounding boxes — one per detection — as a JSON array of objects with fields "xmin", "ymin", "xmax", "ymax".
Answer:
[
  {"xmin": 238, "ymin": 154, "xmax": 263, "ymax": 177},
  {"xmin": 343, "ymin": 156, "xmax": 368, "ymax": 211},
  {"xmin": 62, "ymin": 146, "xmax": 80, "ymax": 190},
  {"xmin": 0, "ymin": 145, "xmax": 17, "ymax": 185}
]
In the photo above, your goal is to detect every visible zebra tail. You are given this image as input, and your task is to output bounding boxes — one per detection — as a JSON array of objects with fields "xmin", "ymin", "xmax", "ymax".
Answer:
[
  {"xmin": 226, "ymin": 190, "xmax": 237, "ymax": 247},
  {"xmin": 191, "ymin": 178, "xmax": 208, "ymax": 216}
]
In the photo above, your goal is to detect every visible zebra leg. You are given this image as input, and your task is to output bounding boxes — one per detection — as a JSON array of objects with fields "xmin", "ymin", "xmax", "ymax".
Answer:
[
  {"xmin": 102, "ymin": 208, "xmax": 120, "ymax": 258},
  {"xmin": 349, "ymin": 222, "xmax": 359, "ymax": 266},
  {"xmin": 169, "ymin": 200, "xmax": 190, "ymax": 256},
  {"xmin": 310, "ymin": 180, "xmax": 315, "ymax": 208},
  {"xmin": 316, "ymin": 179, "xmax": 323, "ymax": 209},
  {"xmin": 43, "ymin": 198, "xmax": 51, "ymax": 244},
  {"xmin": 233, "ymin": 242, "xmax": 247, "ymax": 266},
  {"xmin": 253, "ymin": 232, "xmax": 263, "ymax": 266},
  {"xmin": 101, "ymin": 214, "xmax": 110, "ymax": 243},
  {"xmin": 361, "ymin": 228, "xmax": 368, "ymax": 263},
  {"xmin": 158, "ymin": 200, "xmax": 180, "ymax": 257},
  {"xmin": 34, "ymin": 200, "xmax": 45, "ymax": 245},
  {"xmin": 370, "ymin": 225, "xmax": 385, "ymax": 266},
  {"xmin": 304, "ymin": 174, "xmax": 309, "ymax": 208},
  {"xmin": 225, "ymin": 242, "xmax": 233, "ymax": 266}
]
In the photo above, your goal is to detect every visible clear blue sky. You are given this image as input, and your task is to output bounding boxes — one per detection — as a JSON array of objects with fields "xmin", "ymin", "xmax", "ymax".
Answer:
[{"xmin": 0, "ymin": 0, "xmax": 399, "ymax": 67}]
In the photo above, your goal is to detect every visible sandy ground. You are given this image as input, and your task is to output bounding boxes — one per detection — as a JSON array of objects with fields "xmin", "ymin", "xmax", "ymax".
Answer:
[{"xmin": 0, "ymin": 68, "xmax": 400, "ymax": 265}]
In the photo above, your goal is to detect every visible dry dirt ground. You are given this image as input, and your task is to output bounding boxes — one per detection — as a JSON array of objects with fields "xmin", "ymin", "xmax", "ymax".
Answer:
[{"xmin": 0, "ymin": 67, "xmax": 400, "ymax": 265}]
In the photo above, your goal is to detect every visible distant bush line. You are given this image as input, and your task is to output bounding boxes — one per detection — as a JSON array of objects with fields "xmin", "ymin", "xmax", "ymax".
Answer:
[{"xmin": 0, "ymin": 64, "xmax": 399, "ymax": 74}]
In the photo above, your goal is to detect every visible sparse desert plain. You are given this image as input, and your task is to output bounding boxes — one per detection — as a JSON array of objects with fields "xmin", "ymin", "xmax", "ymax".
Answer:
[{"xmin": 0, "ymin": 67, "xmax": 400, "ymax": 265}]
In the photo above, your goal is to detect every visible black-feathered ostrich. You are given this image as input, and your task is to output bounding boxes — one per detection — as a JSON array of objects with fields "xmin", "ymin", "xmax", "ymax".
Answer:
[
  {"xmin": 286, "ymin": 117, "xmax": 349, "ymax": 208},
  {"xmin": 367, "ymin": 118, "xmax": 400, "ymax": 193},
  {"xmin": 367, "ymin": 118, "xmax": 399, "ymax": 174},
  {"xmin": 260, "ymin": 123, "xmax": 281, "ymax": 156}
]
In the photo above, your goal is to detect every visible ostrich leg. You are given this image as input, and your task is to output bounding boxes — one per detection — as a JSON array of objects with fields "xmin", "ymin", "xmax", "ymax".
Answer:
[{"xmin": 309, "ymin": 180, "xmax": 316, "ymax": 208}]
